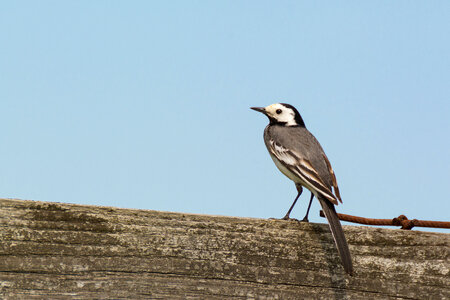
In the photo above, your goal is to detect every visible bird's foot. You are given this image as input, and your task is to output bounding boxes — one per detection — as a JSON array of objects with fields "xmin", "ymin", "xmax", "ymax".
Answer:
[
  {"xmin": 269, "ymin": 215, "xmax": 299, "ymax": 222},
  {"xmin": 282, "ymin": 215, "xmax": 301, "ymax": 222},
  {"xmin": 301, "ymin": 217, "xmax": 309, "ymax": 222},
  {"xmin": 282, "ymin": 214, "xmax": 290, "ymax": 220}
]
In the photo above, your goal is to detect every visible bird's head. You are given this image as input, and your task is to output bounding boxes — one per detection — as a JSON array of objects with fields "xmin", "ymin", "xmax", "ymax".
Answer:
[{"xmin": 251, "ymin": 103, "xmax": 305, "ymax": 127}]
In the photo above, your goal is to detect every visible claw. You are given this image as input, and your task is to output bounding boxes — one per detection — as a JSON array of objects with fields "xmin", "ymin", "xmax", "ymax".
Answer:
[{"xmin": 269, "ymin": 215, "xmax": 301, "ymax": 222}]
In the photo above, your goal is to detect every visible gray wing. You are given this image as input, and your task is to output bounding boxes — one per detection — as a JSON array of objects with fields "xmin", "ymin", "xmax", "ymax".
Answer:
[{"xmin": 265, "ymin": 125, "xmax": 342, "ymax": 204}]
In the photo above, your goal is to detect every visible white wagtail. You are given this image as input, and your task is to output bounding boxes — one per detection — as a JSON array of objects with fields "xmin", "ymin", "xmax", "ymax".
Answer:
[{"xmin": 251, "ymin": 103, "xmax": 353, "ymax": 275}]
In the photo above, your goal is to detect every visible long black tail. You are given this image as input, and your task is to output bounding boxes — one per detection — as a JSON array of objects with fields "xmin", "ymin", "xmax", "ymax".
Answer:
[{"xmin": 317, "ymin": 196, "xmax": 353, "ymax": 275}]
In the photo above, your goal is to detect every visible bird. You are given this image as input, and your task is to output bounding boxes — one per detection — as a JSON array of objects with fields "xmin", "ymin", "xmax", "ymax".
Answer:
[{"xmin": 251, "ymin": 103, "xmax": 353, "ymax": 275}]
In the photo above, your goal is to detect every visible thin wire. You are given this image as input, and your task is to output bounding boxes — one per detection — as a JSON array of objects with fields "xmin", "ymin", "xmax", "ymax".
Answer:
[{"xmin": 319, "ymin": 211, "xmax": 450, "ymax": 230}]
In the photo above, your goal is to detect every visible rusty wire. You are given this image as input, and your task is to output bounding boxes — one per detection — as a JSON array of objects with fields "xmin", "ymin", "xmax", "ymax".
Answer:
[{"xmin": 319, "ymin": 211, "xmax": 450, "ymax": 230}]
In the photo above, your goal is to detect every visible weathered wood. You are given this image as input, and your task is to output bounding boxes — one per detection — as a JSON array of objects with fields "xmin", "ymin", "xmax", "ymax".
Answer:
[{"xmin": 0, "ymin": 198, "xmax": 448, "ymax": 299}]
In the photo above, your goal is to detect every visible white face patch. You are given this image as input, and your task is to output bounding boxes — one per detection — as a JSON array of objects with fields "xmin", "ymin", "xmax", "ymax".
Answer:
[{"xmin": 264, "ymin": 103, "xmax": 298, "ymax": 126}]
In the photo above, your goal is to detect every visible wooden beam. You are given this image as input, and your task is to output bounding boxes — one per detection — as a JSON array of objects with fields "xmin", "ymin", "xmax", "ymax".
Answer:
[{"xmin": 0, "ymin": 199, "xmax": 449, "ymax": 299}]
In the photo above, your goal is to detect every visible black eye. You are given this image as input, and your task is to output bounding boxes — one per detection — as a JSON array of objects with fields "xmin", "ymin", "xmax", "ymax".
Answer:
[{"xmin": 276, "ymin": 109, "xmax": 282, "ymax": 114}]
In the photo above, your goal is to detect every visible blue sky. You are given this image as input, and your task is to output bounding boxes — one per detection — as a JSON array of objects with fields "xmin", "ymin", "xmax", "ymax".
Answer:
[{"xmin": 1, "ymin": 1, "xmax": 449, "ymax": 231}]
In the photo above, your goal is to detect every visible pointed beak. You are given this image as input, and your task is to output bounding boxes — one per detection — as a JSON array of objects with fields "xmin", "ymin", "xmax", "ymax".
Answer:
[{"xmin": 250, "ymin": 107, "xmax": 266, "ymax": 114}]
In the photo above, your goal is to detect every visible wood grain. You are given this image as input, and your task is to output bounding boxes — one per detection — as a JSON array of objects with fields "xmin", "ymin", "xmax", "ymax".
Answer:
[{"xmin": 0, "ymin": 199, "xmax": 448, "ymax": 299}]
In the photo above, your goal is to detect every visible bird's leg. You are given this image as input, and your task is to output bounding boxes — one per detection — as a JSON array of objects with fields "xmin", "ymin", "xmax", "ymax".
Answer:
[
  {"xmin": 301, "ymin": 193, "xmax": 314, "ymax": 222},
  {"xmin": 282, "ymin": 184, "xmax": 303, "ymax": 220}
]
